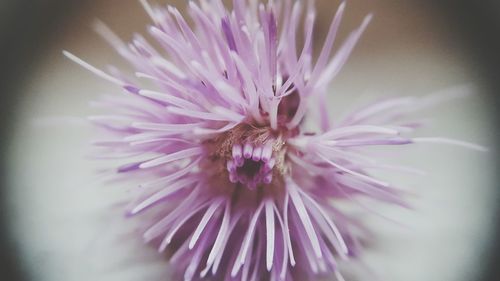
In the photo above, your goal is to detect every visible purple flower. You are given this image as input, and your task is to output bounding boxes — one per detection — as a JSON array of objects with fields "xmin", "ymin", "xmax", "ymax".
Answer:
[{"xmin": 64, "ymin": 0, "xmax": 485, "ymax": 280}]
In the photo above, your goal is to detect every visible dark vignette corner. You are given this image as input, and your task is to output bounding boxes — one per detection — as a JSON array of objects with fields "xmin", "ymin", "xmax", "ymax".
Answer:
[
  {"xmin": 430, "ymin": 1, "xmax": 500, "ymax": 281},
  {"xmin": 0, "ymin": 1, "xmax": 84, "ymax": 280}
]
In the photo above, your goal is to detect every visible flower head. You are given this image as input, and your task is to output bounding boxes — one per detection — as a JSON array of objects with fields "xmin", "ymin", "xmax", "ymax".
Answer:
[{"xmin": 64, "ymin": 0, "xmax": 485, "ymax": 280}]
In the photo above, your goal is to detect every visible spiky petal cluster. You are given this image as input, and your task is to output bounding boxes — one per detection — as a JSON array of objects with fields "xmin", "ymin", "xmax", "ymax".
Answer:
[{"xmin": 64, "ymin": 0, "xmax": 485, "ymax": 280}]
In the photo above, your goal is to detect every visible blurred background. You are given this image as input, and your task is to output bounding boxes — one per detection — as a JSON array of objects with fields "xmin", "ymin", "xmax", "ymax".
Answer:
[{"xmin": 0, "ymin": 1, "xmax": 499, "ymax": 281}]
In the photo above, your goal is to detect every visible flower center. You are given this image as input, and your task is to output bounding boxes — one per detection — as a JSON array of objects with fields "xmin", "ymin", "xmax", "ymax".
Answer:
[{"xmin": 227, "ymin": 143, "xmax": 275, "ymax": 189}]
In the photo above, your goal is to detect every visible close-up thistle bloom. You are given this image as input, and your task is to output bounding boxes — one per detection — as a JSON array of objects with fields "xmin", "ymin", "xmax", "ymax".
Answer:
[{"xmin": 60, "ymin": 1, "xmax": 486, "ymax": 281}]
